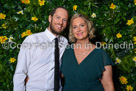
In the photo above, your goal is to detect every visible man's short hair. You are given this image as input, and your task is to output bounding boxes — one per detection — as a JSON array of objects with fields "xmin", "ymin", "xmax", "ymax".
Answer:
[{"xmin": 49, "ymin": 6, "xmax": 69, "ymax": 17}]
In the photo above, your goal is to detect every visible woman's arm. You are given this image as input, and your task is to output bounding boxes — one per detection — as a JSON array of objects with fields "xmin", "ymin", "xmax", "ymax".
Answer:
[{"xmin": 101, "ymin": 65, "xmax": 115, "ymax": 91}]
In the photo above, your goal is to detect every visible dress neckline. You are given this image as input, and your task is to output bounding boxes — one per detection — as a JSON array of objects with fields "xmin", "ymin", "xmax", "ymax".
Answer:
[{"xmin": 72, "ymin": 47, "xmax": 97, "ymax": 66}]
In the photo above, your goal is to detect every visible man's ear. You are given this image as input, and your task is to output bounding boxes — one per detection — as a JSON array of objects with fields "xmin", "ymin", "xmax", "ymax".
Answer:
[{"xmin": 48, "ymin": 15, "xmax": 52, "ymax": 23}]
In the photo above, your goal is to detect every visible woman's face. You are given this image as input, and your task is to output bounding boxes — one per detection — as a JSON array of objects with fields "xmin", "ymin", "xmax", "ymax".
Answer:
[{"xmin": 72, "ymin": 17, "xmax": 89, "ymax": 41}]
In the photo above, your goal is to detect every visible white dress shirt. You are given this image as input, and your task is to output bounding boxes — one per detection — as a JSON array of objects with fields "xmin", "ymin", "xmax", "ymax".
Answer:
[{"xmin": 13, "ymin": 28, "xmax": 68, "ymax": 91}]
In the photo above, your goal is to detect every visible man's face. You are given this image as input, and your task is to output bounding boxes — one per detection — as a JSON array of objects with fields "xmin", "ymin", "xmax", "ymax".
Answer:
[{"xmin": 49, "ymin": 8, "xmax": 68, "ymax": 35}]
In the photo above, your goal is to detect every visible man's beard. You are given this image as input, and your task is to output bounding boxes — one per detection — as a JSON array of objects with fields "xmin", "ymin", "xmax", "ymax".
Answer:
[{"xmin": 50, "ymin": 19, "xmax": 62, "ymax": 35}]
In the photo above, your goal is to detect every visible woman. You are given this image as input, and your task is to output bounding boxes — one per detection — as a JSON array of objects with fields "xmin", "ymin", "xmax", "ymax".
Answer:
[{"xmin": 61, "ymin": 13, "xmax": 115, "ymax": 91}]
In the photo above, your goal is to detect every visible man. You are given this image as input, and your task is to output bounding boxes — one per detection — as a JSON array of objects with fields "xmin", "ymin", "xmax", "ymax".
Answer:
[{"xmin": 13, "ymin": 6, "xmax": 69, "ymax": 91}]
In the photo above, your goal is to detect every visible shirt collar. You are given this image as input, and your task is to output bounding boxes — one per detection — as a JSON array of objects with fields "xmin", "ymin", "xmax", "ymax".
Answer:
[{"xmin": 44, "ymin": 28, "xmax": 59, "ymax": 42}]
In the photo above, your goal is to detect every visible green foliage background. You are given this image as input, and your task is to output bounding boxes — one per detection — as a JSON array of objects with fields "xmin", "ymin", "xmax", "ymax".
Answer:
[{"xmin": 0, "ymin": 0, "xmax": 136, "ymax": 91}]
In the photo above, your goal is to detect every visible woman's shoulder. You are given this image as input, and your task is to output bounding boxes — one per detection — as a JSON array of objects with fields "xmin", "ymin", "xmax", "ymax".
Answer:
[
  {"xmin": 95, "ymin": 48, "xmax": 114, "ymax": 66},
  {"xmin": 95, "ymin": 48, "xmax": 107, "ymax": 53},
  {"xmin": 94, "ymin": 48, "xmax": 111, "ymax": 58},
  {"xmin": 63, "ymin": 44, "xmax": 73, "ymax": 54},
  {"xmin": 94, "ymin": 47, "xmax": 102, "ymax": 53}
]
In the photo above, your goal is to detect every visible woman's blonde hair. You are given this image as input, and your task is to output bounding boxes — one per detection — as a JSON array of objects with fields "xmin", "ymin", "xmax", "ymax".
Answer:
[{"xmin": 69, "ymin": 13, "xmax": 96, "ymax": 43}]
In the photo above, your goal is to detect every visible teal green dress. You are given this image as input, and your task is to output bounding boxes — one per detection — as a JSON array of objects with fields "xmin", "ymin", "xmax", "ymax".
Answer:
[{"xmin": 61, "ymin": 47, "xmax": 114, "ymax": 91}]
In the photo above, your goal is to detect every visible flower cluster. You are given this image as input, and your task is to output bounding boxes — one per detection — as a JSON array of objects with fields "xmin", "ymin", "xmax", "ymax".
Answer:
[
  {"xmin": 0, "ymin": 13, "xmax": 6, "ymax": 20},
  {"xmin": 0, "ymin": 36, "xmax": 8, "ymax": 44},
  {"xmin": 2, "ymin": 24, "xmax": 7, "ymax": 29},
  {"xmin": 9, "ymin": 58, "xmax": 16, "ymax": 63},
  {"xmin": 119, "ymin": 76, "xmax": 128, "ymax": 84},
  {"xmin": 73, "ymin": 5, "xmax": 77, "ymax": 11},
  {"xmin": 119, "ymin": 76, "xmax": 134, "ymax": 90},
  {"xmin": 91, "ymin": 13, "xmax": 96, "ymax": 18},
  {"xmin": 8, "ymin": 36, "xmax": 14, "ymax": 42},
  {"xmin": 31, "ymin": 17, "xmax": 38, "ymax": 22},
  {"xmin": 134, "ymin": 0, "xmax": 136, "ymax": 5},
  {"xmin": 115, "ymin": 57, "xmax": 121, "ymax": 64},
  {"xmin": 21, "ymin": 0, "xmax": 30, "ymax": 4},
  {"xmin": 134, "ymin": 48, "xmax": 136, "ymax": 53},
  {"xmin": 38, "ymin": 0, "xmax": 45, "ymax": 6},
  {"xmin": 132, "ymin": 56, "xmax": 136, "ymax": 62},
  {"xmin": 101, "ymin": 41, "xmax": 107, "ymax": 46},
  {"xmin": 21, "ymin": 0, "xmax": 46, "ymax": 6},
  {"xmin": 133, "ymin": 36, "xmax": 136, "ymax": 44},
  {"xmin": 127, "ymin": 18, "xmax": 134, "ymax": 26},
  {"xmin": 110, "ymin": 3, "xmax": 116, "ymax": 9},
  {"xmin": 17, "ymin": 10, "xmax": 24, "ymax": 15},
  {"xmin": 21, "ymin": 30, "xmax": 32, "ymax": 38},
  {"xmin": 126, "ymin": 85, "xmax": 133, "ymax": 91},
  {"xmin": 116, "ymin": 32, "xmax": 122, "ymax": 38}
]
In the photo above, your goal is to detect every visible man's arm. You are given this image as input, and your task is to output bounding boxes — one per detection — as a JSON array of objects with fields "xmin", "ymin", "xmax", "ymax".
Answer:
[{"xmin": 13, "ymin": 37, "xmax": 32, "ymax": 91}]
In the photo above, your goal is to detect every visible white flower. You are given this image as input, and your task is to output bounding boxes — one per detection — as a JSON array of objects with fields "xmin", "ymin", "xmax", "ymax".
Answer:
[
  {"xmin": 17, "ymin": 10, "xmax": 24, "ymax": 15},
  {"xmin": 8, "ymin": 36, "xmax": 14, "ymax": 42},
  {"xmin": 91, "ymin": 13, "xmax": 96, "ymax": 18},
  {"xmin": 115, "ymin": 57, "xmax": 121, "ymax": 64}
]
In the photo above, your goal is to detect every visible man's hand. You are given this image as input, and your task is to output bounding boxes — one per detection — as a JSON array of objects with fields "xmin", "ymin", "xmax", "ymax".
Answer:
[{"xmin": 25, "ymin": 76, "xmax": 29, "ymax": 85}]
